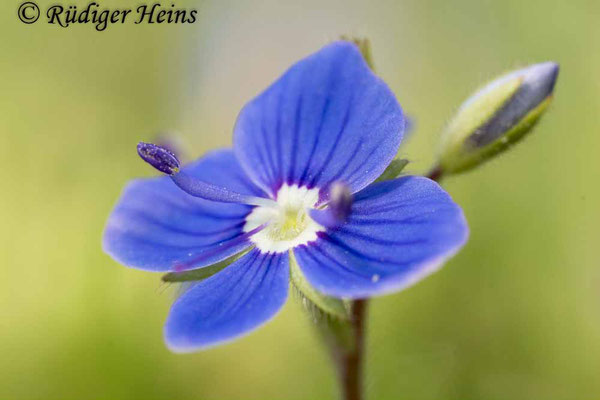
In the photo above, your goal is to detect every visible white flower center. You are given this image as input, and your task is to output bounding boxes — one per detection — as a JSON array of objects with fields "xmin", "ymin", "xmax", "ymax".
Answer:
[{"xmin": 244, "ymin": 184, "xmax": 325, "ymax": 253}]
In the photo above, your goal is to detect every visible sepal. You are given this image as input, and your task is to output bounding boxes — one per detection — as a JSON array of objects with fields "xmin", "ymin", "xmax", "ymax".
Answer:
[
  {"xmin": 374, "ymin": 158, "xmax": 409, "ymax": 182},
  {"xmin": 289, "ymin": 251, "xmax": 349, "ymax": 320},
  {"xmin": 340, "ymin": 36, "xmax": 374, "ymax": 70},
  {"xmin": 162, "ymin": 249, "xmax": 251, "ymax": 283}
]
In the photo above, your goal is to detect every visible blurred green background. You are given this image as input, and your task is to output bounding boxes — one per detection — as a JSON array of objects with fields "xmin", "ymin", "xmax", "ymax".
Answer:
[{"xmin": 1, "ymin": 0, "xmax": 599, "ymax": 398}]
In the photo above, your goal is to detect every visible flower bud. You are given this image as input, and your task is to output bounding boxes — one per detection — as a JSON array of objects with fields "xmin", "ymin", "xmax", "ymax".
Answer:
[{"xmin": 437, "ymin": 62, "xmax": 559, "ymax": 174}]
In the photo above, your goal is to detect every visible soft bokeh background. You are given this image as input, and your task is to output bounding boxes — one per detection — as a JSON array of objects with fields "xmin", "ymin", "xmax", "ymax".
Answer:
[{"xmin": 2, "ymin": 0, "xmax": 599, "ymax": 398}]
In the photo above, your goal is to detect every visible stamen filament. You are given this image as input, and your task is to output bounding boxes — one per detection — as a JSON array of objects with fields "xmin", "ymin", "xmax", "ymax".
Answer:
[
  {"xmin": 171, "ymin": 172, "xmax": 276, "ymax": 206},
  {"xmin": 137, "ymin": 142, "xmax": 277, "ymax": 207}
]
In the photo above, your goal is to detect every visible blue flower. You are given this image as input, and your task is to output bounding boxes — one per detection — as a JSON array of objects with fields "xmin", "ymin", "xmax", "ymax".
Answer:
[{"xmin": 103, "ymin": 42, "xmax": 468, "ymax": 352}]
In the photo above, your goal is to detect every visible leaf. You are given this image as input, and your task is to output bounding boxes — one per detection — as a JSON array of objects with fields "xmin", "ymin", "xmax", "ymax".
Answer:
[
  {"xmin": 161, "ymin": 249, "xmax": 251, "ymax": 283},
  {"xmin": 374, "ymin": 158, "xmax": 409, "ymax": 182},
  {"xmin": 289, "ymin": 251, "xmax": 349, "ymax": 321}
]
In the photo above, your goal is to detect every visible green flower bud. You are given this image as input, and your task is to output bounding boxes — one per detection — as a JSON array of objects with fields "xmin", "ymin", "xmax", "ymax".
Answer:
[{"xmin": 437, "ymin": 62, "xmax": 559, "ymax": 175}]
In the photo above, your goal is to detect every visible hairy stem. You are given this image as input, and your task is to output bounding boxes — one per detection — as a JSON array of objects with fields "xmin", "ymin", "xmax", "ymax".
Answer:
[{"xmin": 337, "ymin": 299, "xmax": 368, "ymax": 400}]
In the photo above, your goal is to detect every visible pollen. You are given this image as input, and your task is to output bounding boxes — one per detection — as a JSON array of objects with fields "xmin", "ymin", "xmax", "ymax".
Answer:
[{"xmin": 244, "ymin": 184, "xmax": 325, "ymax": 253}]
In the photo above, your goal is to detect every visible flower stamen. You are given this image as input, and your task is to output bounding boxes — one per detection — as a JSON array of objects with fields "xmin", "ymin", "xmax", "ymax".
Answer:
[
  {"xmin": 137, "ymin": 142, "xmax": 276, "ymax": 207},
  {"xmin": 244, "ymin": 184, "xmax": 326, "ymax": 253},
  {"xmin": 309, "ymin": 182, "xmax": 353, "ymax": 229}
]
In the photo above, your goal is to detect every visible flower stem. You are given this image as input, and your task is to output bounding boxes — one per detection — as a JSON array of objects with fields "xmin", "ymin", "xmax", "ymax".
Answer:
[
  {"xmin": 333, "ymin": 40, "xmax": 372, "ymax": 400},
  {"xmin": 426, "ymin": 165, "xmax": 444, "ymax": 182},
  {"xmin": 337, "ymin": 299, "xmax": 368, "ymax": 400},
  {"xmin": 328, "ymin": 166, "xmax": 443, "ymax": 400}
]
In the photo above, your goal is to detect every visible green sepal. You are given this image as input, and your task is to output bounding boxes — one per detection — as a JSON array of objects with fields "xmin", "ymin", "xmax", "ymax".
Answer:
[
  {"xmin": 289, "ymin": 251, "xmax": 349, "ymax": 321},
  {"xmin": 290, "ymin": 251, "xmax": 356, "ymax": 353},
  {"xmin": 374, "ymin": 158, "xmax": 410, "ymax": 182},
  {"xmin": 315, "ymin": 309, "xmax": 356, "ymax": 352},
  {"xmin": 161, "ymin": 248, "xmax": 252, "ymax": 283},
  {"xmin": 340, "ymin": 36, "xmax": 374, "ymax": 70}
]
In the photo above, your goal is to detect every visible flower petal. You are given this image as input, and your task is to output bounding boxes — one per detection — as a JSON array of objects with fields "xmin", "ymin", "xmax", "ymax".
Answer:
[
  {"xmin": 164, "ymin": 249, "xmax": 289, "ymax": 351},
  {"xmin": 234, "ymin": 41, "xmax": 404, "ymax": 198},
  {"xmin": 103, "ymin": 149, "xmax": 264, "ymax": 272},
  {"xmin": 294, "ymin": 177, "xmax": 468, "ymax": 298}
]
